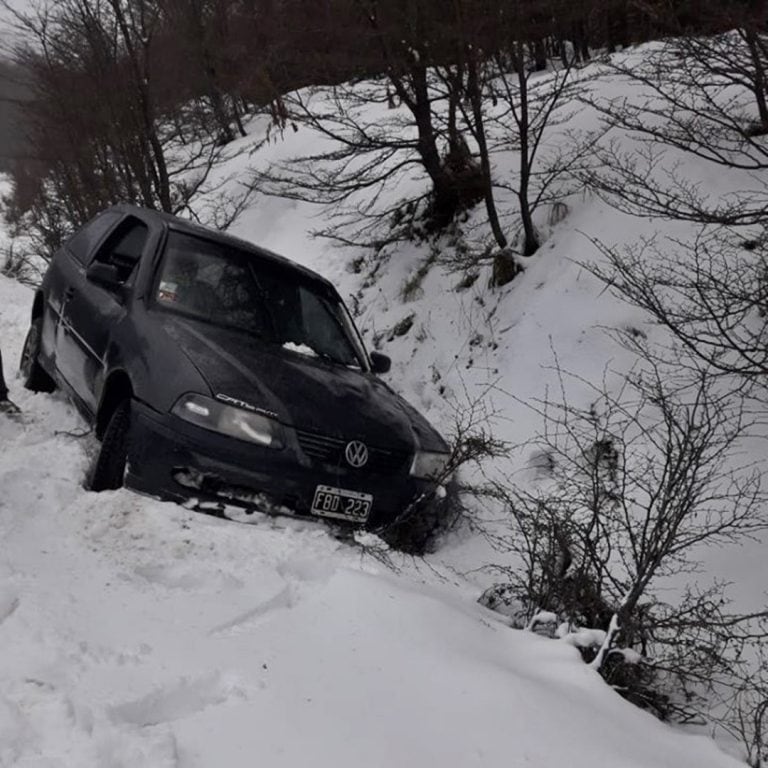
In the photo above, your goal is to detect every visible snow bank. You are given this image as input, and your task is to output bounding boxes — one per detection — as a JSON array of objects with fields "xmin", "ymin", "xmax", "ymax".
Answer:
[
  {"xmin": 0, "ymin": 271, "xmax": 743, "ymax": 767},
  {"xmin": 1, "ymin": 45, "xmax": 763, "ymax": 765}
]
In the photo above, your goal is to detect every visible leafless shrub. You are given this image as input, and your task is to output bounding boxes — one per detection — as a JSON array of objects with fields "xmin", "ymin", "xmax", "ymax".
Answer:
[
  {"xmin": 377, "ymin": 389, "xmax": 507, "ymax": 555},
  {"xmin": 474, "ymin": 358, "xmax": 768, "ymax": 743},
  {"xmin": 0, "ymin": 239, "xmax": 43, "ymax": 286}
]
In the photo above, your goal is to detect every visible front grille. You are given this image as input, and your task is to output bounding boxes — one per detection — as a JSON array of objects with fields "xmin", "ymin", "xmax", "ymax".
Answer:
[
  {"xmin": 296, "ymin": 430, "xmax": 343, "ymax": 462},
  {"xmin": 295, "ymin": 429, "xmax": 411, "ymax": 475}
]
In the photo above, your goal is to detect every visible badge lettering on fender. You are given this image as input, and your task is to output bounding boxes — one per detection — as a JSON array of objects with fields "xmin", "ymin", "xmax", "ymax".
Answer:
[{"xmin": 215, "ymin": 393, "xmax": 279, "ymax": 420}]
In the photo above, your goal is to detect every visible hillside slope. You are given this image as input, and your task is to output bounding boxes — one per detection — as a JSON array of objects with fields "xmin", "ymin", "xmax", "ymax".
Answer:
[
  {"xmin": 1, "ymin": 45, "xmax": 765, "ymax": 766},
  {"xmin": 201, "ymin": 64, "xmax": 768, "ymax": 613},
  {"xmin": 0, "ymin": 271, "xmax": 746, "ymax": 768}
]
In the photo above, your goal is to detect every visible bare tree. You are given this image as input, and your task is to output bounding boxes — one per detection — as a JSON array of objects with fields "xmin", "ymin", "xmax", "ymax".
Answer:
[
  {"xmin": 160, "ymin": 0, "xmax": 245, "ymax": 143},
  {"xmin": 2, "ymin": 0, "xmax": 249, "ymax": 252},
  {"xmin": 579, "ymin": 16, "xmax": 768, "ymax": 225},
  {"xmin": 250, "ymin": 0, "xmax": 489, "ymax": 248},
  {"xmin": 589, "ymin": 228, "xmax": 768, "ymax": 391},
  {"xmin": 488, "ymin": 41, "xmax": 583, "ymax": 259},
  {"xmin": 254, "ymin": 0, "xmax": 589, "ymax": 270},
  {"xmin": 575, "ymin": 15, "xmax": 768, "ymax": 402},
  {"xmin": 428, "ymin": 4, "xmax": 589, "ymax": 284}
]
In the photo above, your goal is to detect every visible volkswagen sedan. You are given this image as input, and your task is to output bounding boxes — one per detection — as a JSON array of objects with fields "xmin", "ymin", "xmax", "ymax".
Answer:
[{"xmin": 20, "ymin": 205, "xmax": 451, "ymax": 538}]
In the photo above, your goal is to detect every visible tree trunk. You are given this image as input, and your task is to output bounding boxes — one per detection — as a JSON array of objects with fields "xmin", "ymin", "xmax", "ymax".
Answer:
[
  {"xmin": 466, "ymin": 55, "xmax": 507, "ymax": 250},
  {"xmin": 574, "ymin": 19, "xmax": 590, "ymax": 62},
  {"xmin": 206, "ymin": 78, "xmax": 235, "ymax": 144},
  {"xmin": 393, "ymin": 63, "xmax": 460, "ymax": 228},
  {"xmin": 231, "ymin": 95, "xmax": 247, "ymax": 137},
  {"xmin": 531, "ymin": 38, "xmax": 547, "ymax": 71},
  {"xmin": 744, "ymin": 26, "xmax": 768, "ymax": 132},
  {"xmin": 516, "ymin": 54, "xmax": 540, "ymax": 257},
  {"xmin": 110, "ymin": 0, "xmax": 172, "ymax": 212},
  {"xmin": 365, "ymin": 6, "xmax": 460, "ymax": 229}
]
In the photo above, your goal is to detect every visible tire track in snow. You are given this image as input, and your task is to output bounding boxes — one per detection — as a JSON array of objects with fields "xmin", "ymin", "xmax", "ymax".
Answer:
[
  {"xmin": 0, "ymin": 592, "xmax": 19, "ymax": 626},
  {"xmin": 209, "ymin": 584, "xmax": 296, "ymax": 635},
  {"xmin": 109, "ymin": 673, "xmax": 246, "ymax": 728}
]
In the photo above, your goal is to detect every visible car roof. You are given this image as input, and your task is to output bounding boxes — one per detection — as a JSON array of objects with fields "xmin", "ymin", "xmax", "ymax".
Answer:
[{"xmin": 107, "ymin": 203, "xmax": 334, "ymax": 289}]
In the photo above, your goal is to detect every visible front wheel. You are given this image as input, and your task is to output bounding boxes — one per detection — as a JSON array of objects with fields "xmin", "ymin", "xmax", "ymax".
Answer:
[
  {"xmin": 19, "ymin": 317, "xmax": 56, "ymax": 392},
  {"xmin": 87, "ymin": 399, "xmax": 131, "ymax": 491},
  {"xmin": 378, "ymin": 481, "xmax": 462, "ymax": 555}
]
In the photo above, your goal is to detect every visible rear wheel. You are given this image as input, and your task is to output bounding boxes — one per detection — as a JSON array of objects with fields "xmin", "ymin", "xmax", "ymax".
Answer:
[
  {"xmin": 19, "ymin": 317, "xmax": 56, "ymax": 392},
  {"xmin": 88, "ymin": 399, "xmax": 131, "ymax": 491}
]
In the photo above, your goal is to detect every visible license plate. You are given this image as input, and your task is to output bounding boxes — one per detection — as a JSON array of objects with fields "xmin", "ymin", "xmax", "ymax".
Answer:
[{"xmin": 311, "ymin": 485, "xmax": 373, "ymax": 523}]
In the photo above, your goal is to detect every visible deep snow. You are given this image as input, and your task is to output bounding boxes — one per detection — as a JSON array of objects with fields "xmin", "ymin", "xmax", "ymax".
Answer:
[
  {"xmin": 1, "ymin": 44, "xmax": 766, "ymax": 766},
  {"xmin": 0, "ymin": 278, "xmax": 747, "ymax": 766}
]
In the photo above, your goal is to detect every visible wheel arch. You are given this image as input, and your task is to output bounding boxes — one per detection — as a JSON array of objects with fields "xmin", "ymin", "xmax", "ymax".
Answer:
[{"xmin": 96, "ymin": 370, "xmax": 134, "ymax": 439}]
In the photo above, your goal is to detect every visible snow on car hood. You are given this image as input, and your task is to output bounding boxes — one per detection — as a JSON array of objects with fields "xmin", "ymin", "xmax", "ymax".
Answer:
[{"xmin": 161, "ymin": 315, "xmax": 448, "ymax": 451}]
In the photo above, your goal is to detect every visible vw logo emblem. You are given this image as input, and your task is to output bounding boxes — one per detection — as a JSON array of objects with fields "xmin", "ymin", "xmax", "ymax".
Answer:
[{"xmin": 345, "ymin": 440, "xmax": 369, "ymax": 468}]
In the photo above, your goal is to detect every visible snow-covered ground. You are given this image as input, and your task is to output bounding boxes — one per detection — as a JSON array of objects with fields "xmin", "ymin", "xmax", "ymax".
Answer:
[
  {"xmin": 1, "ymin": 45, "xmax": 766, "ymax": 766},
  {"xmin": 0, "ymin": 272, "xmax": 747, "ymax": 768}
]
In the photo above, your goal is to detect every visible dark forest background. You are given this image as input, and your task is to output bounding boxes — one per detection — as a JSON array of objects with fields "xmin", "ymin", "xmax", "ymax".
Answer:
[
  {"xmin": 0, "ymin": 58, "xmax": 29, "ymax": 173},
  {"xmin": 0, "ymin": 0, "xmax": 757, "ymax": 251}
]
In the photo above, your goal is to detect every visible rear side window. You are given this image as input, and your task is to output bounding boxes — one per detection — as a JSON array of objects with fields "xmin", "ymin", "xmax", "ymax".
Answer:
[
  {"xmin": 66, "ymin": 211, "xmax": 121, "ymax": 265},
  {"xmin": 92, "ymin": 218, "xmax": 149, "ymax": 284}
]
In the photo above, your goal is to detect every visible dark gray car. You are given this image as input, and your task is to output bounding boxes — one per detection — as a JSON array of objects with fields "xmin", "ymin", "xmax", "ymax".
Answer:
[{"xmin": 20, "ymin": 205, "xmax": 451, "ymax": 538}]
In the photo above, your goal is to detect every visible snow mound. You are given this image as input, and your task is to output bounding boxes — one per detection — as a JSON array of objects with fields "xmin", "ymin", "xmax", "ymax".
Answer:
[{"xmin": 282, "ymin": 341, "xmax": 318, "ymax": 357}]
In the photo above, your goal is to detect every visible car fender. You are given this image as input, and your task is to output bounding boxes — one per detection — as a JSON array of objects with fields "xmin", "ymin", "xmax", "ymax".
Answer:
[{"xmin": 98, "ymin": 310, "xmax": 212, "ymax": 422}]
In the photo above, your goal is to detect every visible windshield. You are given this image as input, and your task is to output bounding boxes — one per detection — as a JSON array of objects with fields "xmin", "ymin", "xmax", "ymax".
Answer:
[{"xmin": 154, "ymin": 232, "xmax": 366, "ymax": 368}]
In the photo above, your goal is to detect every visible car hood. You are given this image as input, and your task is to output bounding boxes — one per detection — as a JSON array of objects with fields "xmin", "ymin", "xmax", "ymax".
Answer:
[{"xmin": 161, "ymin": 316, "xmax": 448, "ymax": 452}]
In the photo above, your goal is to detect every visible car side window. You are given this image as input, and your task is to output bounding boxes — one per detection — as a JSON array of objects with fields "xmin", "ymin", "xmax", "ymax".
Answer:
[
  {"xmin": 65, "ymin": 211, "xmax": 122, "ymax": 265},
  {"xmin": 91, "ymin": 218, "xmax": 149, "ymax": 284}
]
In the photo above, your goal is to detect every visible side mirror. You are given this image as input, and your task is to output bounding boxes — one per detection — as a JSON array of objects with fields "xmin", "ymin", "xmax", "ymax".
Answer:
[
  {"xmin": 86, "ymin": 262, "xmax": 124, "ymax": 293},
  {"xmin": 370, "ymin": 351, "xmax": 391, "ymax": 374}
]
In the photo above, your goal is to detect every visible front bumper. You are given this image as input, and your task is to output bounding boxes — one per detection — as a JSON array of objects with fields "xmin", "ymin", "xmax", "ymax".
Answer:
[{"xmin": 126, "ymin": 400, "xmax": 437, "ymax": 529}]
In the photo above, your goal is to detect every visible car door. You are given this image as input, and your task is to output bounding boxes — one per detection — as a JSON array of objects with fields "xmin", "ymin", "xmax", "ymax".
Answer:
[
  {"xmin": 56, "ymin": 216, "xmax": 149, "ymax": 413},
  {"xmin": 43, "ymin": 211, "xmax": 122, "ymax": 367}
]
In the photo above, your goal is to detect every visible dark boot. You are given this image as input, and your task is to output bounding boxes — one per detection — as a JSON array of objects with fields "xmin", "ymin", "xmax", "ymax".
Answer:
[{"xmin": 0, "ymin": 399, "xmax": 21, "ymax": 416}]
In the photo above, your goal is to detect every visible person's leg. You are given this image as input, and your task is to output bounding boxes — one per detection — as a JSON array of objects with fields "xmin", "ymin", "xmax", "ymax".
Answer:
[
  {"xmin": 0, "ymin": 346, "xmax": 8, "ymax": 401},
  {"xmin": 0, "ymin": 347, "xmax": 20, "ymax": 415}
]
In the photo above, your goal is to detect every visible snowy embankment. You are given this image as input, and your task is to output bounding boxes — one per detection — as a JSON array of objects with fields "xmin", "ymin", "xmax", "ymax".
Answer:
[
  {"xmin": 0, "ymin": 272, "xmax": 743, "ymax": 766},
  {"xmin": 211, "ymin": 69, "xmax": 768, "ymax": 613},
  {"xmin": 0, "ymin": 46, "xmax": 763, "ymax": 765}
]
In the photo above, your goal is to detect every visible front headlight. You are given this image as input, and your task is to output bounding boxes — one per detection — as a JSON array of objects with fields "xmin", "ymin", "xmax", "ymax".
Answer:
[
  {"xmin": 172, "ymin": 393, "xmax": 283, "ymax": 448},
  {"xmin": 409, "ymin": 450, "xmax": 451, "ymax": 480}
]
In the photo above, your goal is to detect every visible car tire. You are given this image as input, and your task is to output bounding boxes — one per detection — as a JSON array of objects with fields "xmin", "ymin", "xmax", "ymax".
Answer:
[
  {"xmin": 19, "ymin": 317, "xmax": 56, "ymax": 393},
  {"xmin": 379, "ymin": 482, "xmax": 461, "ymax": 555},
  {"xmin": 88, "ymin": 399, "xmax": 131, "ymax": 491}
]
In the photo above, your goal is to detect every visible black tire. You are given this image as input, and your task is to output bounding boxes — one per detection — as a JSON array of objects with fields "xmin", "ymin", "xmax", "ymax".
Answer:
[
  {"xmin": 19, "ymin": 317, "xmax": 56, "ymax": 393},
  {"xmin": 88, "ymin": 399, "xmax": 131, "ymax": 491},
  {"xmin": 379, "ymin": 481, "xmax": 462, "ymax": 555}
]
